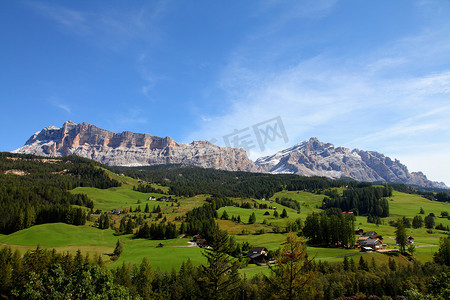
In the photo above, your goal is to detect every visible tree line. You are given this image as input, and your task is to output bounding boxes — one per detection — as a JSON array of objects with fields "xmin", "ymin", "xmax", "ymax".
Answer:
[
  {"xmin": 111, "ymin": 164, "xmax": 353, "ymax": 199},
  {"xmin": 322, "ymin": 186, "xmax": 391, "ymax": 217},
  {"xmin": 303, "ymin": 212, "xmax": 355, "ymax": 247},
  {"xmin": 1, "ymin": 233, "xmax": 449, "ymax": 299},
  {"xmin": 0, "ymin": 153, "xmax": 120, "ymax": 234}
]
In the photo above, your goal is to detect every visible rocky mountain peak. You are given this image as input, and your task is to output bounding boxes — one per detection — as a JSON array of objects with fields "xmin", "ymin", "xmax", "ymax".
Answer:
[
  {"xmin": 13, "ymin": 121, "xmax": 262, "ymax": 172},
  {"xmin": 13, "ymin": 122, "xmax": 446, "ymax": 189},
  {"xmin": 255, "ymin": 137, "xmax": 447, "ymax": 189}
]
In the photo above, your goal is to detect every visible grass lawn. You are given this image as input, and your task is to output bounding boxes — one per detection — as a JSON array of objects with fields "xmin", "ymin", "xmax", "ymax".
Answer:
[
  {"xmin": 71, "ymin": 186, "xmax": 167, "ymax": 212},
  {"xmin": 388, "ymin": 191, "xmax": 450, "ymax": 219},
  {"xmin": 110, "ymin": 237, "xmax": 206, "ymax": 271},
  {"xmin": 269, "ymin": 190, "xmax": 325, "ymax": 215}
]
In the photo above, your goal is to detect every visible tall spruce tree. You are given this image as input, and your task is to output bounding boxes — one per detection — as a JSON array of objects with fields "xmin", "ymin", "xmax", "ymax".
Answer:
[
  {"xmin": 267, "ymin": 232, "xmax": 317, "ymax": 300},
  {"xmin": 199, "ymin": 229, "xmax": 240, "ymax": 300},
  {"xmin": 395, "ymin": 219, "xmax": 408, "ymax": 253}
]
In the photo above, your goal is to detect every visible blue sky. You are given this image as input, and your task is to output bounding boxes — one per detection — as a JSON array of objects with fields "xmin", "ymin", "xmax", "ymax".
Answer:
[{"xmin": 1, "ymin": 0, "xmax": 450, "ymax": 185}]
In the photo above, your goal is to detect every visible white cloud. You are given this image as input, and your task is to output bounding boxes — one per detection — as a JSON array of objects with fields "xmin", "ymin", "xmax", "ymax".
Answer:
[
  {"xmin": 25, "ymin": 1, "xmax": 167, "ymax": 50},
  {"xmin": 185, "ymin": 5, "xmax": 450, "ymax": 185},
  {"xmin": 49, "ymin": 97, "xmax": 71, "ymax": 114}
]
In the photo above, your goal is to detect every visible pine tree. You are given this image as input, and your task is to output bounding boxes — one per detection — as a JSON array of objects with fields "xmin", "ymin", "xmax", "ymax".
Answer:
[
  {"xmin": 388, "ymin": 257, "xmax": 397, "ymax": 271},
  {"xmin": 412, "ymin": 215, "xmax": 423, "ymax": 228},
  {"xmin": 358, "ymin": 256, "xmax": 368, "ymax": 271},
  {"xmin": 425, "ymin": 214, "xmax": 435, "ymax": 229},
  {"xmin": 280, "ymin": 209, "xmax": 288, "ymax": 218},
  {"xmin": 134, "ymin": 257, "xmax": 154, "ymax": 299},
  {"xmin": 267, "ymin": 233, "xmax": 317, "ymax": 300},
  {"xmin": 248, "ymin": 212, "xmax": 256, "ymax": 224},
  {"xmin": 125, "ymin": 219, "xmax": 134, "ymax": 234},
  {"xmin": 199, "ymin": 229, "xmax": 240, "ymax": 300},
  {"xmin": 145, "ymin": 203, "xmax": 149, "ymax": 213},
  {"xmin": 220, "ymin": 210, "xmax": 229, "ymax": 220},
  {"xmin": 113, "ymin": 239, "xmax": 123, "ymax": 257},
  {"xmin": 343, "ymin": 256, "xmax": 349, "ymax": 271},
  {"xmin": 395, "ymin": 219, "xmax": 408, "ymax": 253}
]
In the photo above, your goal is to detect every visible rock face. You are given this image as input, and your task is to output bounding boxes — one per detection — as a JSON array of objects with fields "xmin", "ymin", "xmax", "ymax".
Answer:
[
  {"xmin": 13, "ymin": 122, "xmax": 447, "ymax": 189},
  {"xmin": 13, "ymin": 121, "xmax": 262, "ymax": 172},
  {"xmin": 255, "ymin": 137, "xmax": 447, "ymax": 189}
]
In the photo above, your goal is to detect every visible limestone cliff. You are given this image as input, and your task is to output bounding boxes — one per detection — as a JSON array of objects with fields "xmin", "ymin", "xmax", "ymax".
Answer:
[{"xmin": 13, "ymin": 121, "xmax": 261, "ymax": 172}]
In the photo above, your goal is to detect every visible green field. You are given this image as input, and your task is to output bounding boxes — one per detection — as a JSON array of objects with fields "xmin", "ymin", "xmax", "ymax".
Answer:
[{"xmin": 1, "ymin": 183, "xmax": 449, "ymax": 275}]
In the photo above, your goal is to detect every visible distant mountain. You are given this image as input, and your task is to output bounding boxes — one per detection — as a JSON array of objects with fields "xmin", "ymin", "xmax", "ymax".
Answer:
[
  {"xmin": 255, "ymin": 137, "xmax": 447, "ymax": 189},
  {"xmin": 13, "ymin": 121, "xmax": 262, "ymax": 173},
  {"xmin": 13, "ymin": 122, "xmax": 447, "ymax": 189}
]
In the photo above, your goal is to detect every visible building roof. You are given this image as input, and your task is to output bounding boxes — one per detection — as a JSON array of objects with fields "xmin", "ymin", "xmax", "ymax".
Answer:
[
  {"xmin": 361, "ymin": 238, "xmax": 382, "ymax": 246},
  {"xmin": 248, "ymin": 247, "xmax": 268, "ymax": 253}
]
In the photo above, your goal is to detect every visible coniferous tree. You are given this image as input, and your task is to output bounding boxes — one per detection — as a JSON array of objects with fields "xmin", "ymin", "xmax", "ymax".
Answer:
[
  {"xmin": 358, "ymin": 256, "xmax": 368, "ymax": 271},
  {"xmin": 433, "ymin": 235, "xmax": 450, "ymax": 266},
  {"xmin": 425, "ymin": 214, "xmax": 435, "ymax": 229},
  {"xmin": 133, "ymin": 257, "xmax": 154, "ymax": 299},
  {"xmin": 113, "ymin": 240, "xmax": 124, "ymax": 257},
  {"xmin": 199, "ymin": 229, "xmax": 240, "ymax": 300},
  {"xmin": 343, "ymin": 256, "xmax": 349, "ymax": 271},
  {"xmin": 412, "ymin": 215, "xmax": 424, "ymax": 229},
  {"xmin": 395, "ymin": 219, "xmax": 407, "ymax": 253},
  {"xmin": 220, "ymin": 210, "xmax": 229, "ymax": 220},
  {"xmin": 248, "ymin": 212, "xmax": 256, "ymax": 224},
  {"xmin": 267, "ymin": 233, "xmax": 317, "ymax": 300},
  {"xmin": 125, "ymin": 219, "xmax": 134, "ymax": 234}
]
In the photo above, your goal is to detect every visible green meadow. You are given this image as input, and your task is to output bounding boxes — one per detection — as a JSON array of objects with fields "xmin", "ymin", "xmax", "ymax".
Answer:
[{"xmin": 1, "ymin": 178, "xmax": 449, "ymax": 274}]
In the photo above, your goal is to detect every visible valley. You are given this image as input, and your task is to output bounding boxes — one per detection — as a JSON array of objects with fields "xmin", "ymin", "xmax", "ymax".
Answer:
[{"xmin": 1, "ymin": 166, "xmax": 448, "ymax": 273}]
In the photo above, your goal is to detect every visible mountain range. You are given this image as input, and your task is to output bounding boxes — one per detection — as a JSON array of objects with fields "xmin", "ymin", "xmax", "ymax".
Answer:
[{"xmin": 13, "ymin": 121, "xmax": 447, "ymax": 189}]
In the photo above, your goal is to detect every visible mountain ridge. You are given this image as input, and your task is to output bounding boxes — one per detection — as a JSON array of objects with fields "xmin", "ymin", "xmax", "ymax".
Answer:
[
  {"xmin": 13, "ymin": 121, "xmax": 262, "ymax": 173},
  {"xmin": 13, "ymin": 121, "xmax": 447, "ymax": 189},
  {"xmin": 255, "ymin": 137, "xmax": 447, "ymax": 189}
]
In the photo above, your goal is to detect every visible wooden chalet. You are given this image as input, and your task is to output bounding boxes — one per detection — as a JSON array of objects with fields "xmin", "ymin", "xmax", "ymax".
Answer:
[
  {"xmin": 157, "ymin": 196, "xmax": 176, "ymax": 203},
  {"xmin": 359, "ymin": 237, "xmax": 383, "ymax": 251},
  {"xmin": 247, "ymin": 247, "xmax": 268, "ymax": 263},
  {"xmin": 362, "ymin": 231, "xmax": 382, "ymax": 240}
]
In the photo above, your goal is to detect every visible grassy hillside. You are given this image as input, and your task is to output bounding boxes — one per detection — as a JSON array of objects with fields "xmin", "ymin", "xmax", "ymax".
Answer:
[{"xmin": 2, "ymin": 179, "xmax": 449, "ymax": 274}]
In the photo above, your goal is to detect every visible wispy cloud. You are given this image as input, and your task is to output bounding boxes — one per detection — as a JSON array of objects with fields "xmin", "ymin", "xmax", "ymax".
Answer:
[
  {"xmin": 25, "ymin": 1, "xmax": 167, "ymax": 50},
  {"xmin": 49, "ymin": 97, "xmax": 71, "ymax": 114},
  {"xmin": 25, "ymin": 1, "xmax": 89, "ymax": 35},
  {"xmin": 185, "ymin": 1, "xmax": 450, "ymax": 184},
  {"xmin": 102, "ymin": 108, "xmax": 148, "ymax": 133}
]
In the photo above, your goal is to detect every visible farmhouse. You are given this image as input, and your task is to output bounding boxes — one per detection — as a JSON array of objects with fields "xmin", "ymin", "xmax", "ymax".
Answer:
[
  {"xmin": 355, "ymin": 228, "xmax": 364, "ymax": 235},
  {"xmin": 359, "ymin": 237, "xmax": 383, "ymax": 251},
  {"xmin": 247, "ymin": 247, "xmax": 268, "ymax": 263},
  {"xmin": 408, "ymin": 236, "xmax": 414, "ymax": 244},
  {"xmin": 362, "ymin": 231, "xmax": 382, "ymax": 240},
  {"xmin": 148, "ymin": 196, "xmax": 156, "ymax": 201},
  {"xmin": 157, "ymin": 196, "xmax": 176, "ymax": 202}
]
